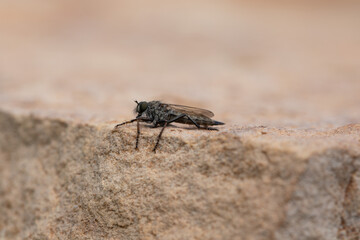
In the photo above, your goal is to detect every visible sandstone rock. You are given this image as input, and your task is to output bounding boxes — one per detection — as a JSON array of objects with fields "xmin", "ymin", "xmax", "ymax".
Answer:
[{"xmin": 0, "ymin": 111, "xmax": 359, "ymax": 239}]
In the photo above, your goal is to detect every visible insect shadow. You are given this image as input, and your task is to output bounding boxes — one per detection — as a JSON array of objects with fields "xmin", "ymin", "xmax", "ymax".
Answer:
[{"xmin": 113, "ymin": 100, "xmax": 225, "ymax": 153}]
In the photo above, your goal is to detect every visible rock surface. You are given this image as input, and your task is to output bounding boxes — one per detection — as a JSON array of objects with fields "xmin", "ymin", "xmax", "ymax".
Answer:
[
  {"xmin": 1, "ymin": 1, "xmax": 360, "ymax": 240},
  {"xmin": 0, "ymin": 112, "xmax": 359, "ymax": 240}
]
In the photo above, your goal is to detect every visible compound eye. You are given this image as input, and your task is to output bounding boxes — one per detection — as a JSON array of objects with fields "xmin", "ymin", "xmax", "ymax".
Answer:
[{"xmin": 139, "ymin": 102, "xmax": 148, "ymax": 112}]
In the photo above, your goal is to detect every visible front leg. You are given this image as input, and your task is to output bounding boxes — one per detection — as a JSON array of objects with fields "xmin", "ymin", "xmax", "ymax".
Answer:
[
  {"xmin": 135, "ymin": 119, "xmax": 140, "ymax": 149},
  {"xmin": 114, "ymin": 118, "xmax": 137, "ymax": 128},
  {"xmin": 113, "ymin": 117, "xmax": 152, "ymax": 150},
  {"xmin": 114, "ymin": 117, "xmax": 151, "ymax": 128}
]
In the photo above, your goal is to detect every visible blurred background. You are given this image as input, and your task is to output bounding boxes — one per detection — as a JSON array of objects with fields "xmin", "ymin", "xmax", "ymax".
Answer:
[{"xmin": 0, "ymin": 0, "xmax": 359, "ymax": 128}]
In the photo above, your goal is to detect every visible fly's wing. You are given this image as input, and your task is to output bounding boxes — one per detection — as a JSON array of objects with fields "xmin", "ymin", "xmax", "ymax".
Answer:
[{"xmin": 165, "ymin": 103, "xmax": 214, "ymax": 118}]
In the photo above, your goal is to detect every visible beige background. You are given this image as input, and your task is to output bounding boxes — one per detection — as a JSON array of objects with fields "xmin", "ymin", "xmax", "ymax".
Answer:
[{"xmin": 0, "ymin": 0, "xmax": 360, "ymax": 128}]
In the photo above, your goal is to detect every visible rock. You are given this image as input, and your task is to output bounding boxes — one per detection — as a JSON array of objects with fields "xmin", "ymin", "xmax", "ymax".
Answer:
[
  {"xmin": 0, "ymin": 111, "xmax": 359, "ymax": 239},
  {"xmin": 1, "ymin": 1, "xmax": 360, "ymax": 239}
]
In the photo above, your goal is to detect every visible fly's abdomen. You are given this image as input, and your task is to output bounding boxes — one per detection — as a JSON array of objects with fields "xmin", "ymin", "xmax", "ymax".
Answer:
[
  {"xmin": 194, "ymin": 117, "xmax": 223, "ymax": 126},
  {"xmin": 161, "ymin": 104, "xmax": 224, "ymax": 127},
  {"xmin": 175, "ymin": 115, "xmax": 222, "ymax": 126}
]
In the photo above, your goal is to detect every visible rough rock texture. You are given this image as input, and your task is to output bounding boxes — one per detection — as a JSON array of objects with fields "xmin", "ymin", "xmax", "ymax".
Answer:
[
  {"xmin": 1, "ymin": 112, "xmax": 359, "ymax": 240},
  {"xmin": 1, "ymin": 1, "xmax": 360, "ymax": 240}
]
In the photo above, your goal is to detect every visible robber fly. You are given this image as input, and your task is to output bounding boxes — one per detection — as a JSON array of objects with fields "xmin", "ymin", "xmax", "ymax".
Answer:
[{"xmin": 113, "ymin": 101, "xmax": 225, "ymax": 152}]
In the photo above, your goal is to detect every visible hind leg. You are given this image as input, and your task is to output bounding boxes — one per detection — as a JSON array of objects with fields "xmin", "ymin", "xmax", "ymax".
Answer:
[
  {"xmin": 185, "ymin": 116, "xmax": 218, "ymax": 131},
  {"xmin": 201, "ymin": 126, "xmax": 218, "ymax": 131}
]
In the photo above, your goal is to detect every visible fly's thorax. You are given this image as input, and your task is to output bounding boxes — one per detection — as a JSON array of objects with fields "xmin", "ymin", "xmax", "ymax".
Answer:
[
  {"xmin": 143, "ymin": 108, "xmax": 154, "ymax": 120},
  {"xmin": 144, "ymin": 101, "xmax": 168, "ymax": 122}
]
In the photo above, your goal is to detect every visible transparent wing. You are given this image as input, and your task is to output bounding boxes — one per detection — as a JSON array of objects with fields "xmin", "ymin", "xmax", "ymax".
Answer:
[{"xmin": 166, "ymin": 103, "xmax": 214, "ymax": 118}]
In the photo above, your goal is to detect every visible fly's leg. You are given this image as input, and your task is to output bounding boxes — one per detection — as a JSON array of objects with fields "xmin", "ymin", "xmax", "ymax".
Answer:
[
  {"xmin": 152, "ymin": 114, "xmax": 217, "ymax": 152},
  {"xmin": 186, "ymin": 116, "xmax": 218, "ymax": 131},
  {"xmin": 186, "ymin": 116, "xmax": 201, "ymax": 128},
  {"xmin": 153, "ymin": 121, "xmax": 168, "ymax": 153},
  {"xmin": 152, "ymin": 114, "xmax": 185, "ymax": 152},
  {"xmin": 201, "ymin": 126, "xmax": 218, "ymax": 131},
  {"xmin": 114, "ymin": 118, "xmax": 137, "ymax": 128},
  {"xmin": 113, "ymin": 117, "xmax": 151, "ymax": 150},
  {"xmin": 135, "ymin": 119, "xmax": 140, "ymax": 150},
  {"xmin": 114, "ymin": 117, "xmax": 151, "ymax": 128}
]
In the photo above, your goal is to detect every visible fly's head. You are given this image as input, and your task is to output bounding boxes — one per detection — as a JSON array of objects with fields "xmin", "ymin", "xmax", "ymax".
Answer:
[{"xmin": 134, "ymin": 100, "xmax": 149, "ymax": 117}]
